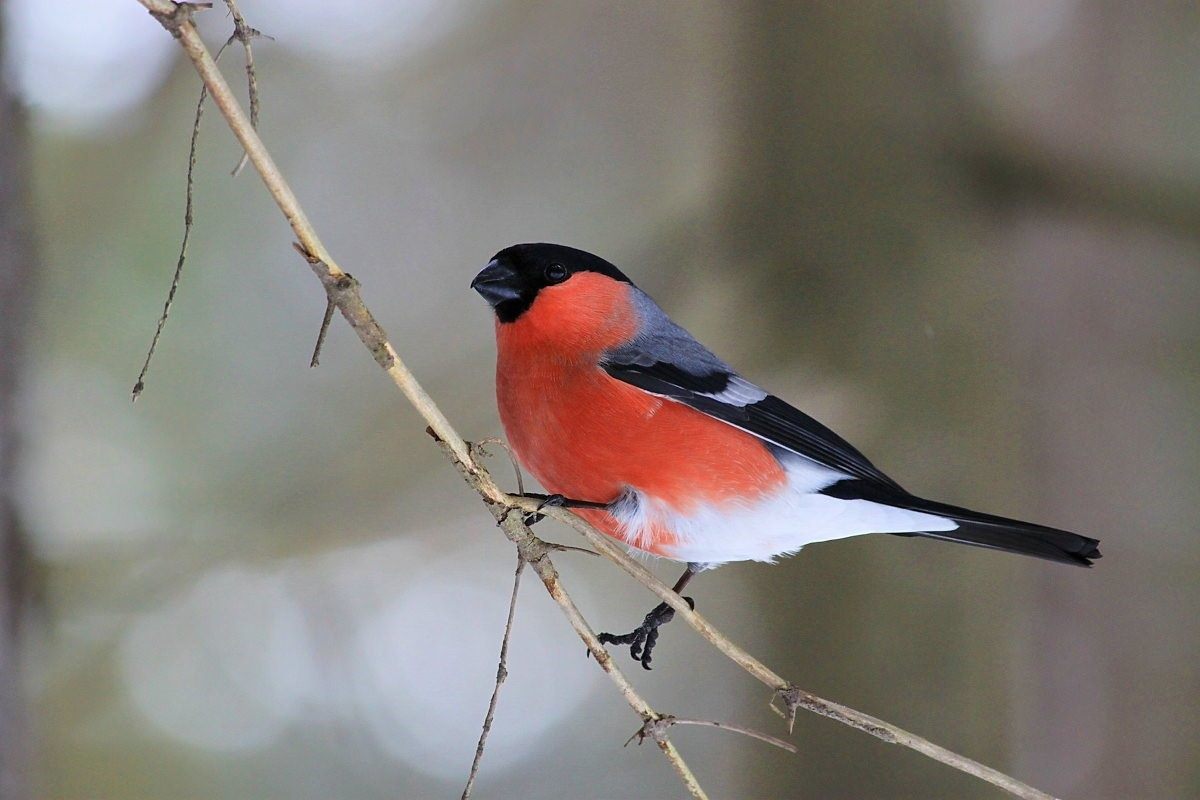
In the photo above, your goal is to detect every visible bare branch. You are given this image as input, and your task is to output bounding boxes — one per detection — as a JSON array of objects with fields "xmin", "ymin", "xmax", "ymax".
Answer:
[
  {"xmin": 131, "ymin": 4, "xmax": 1058, "ymax": 799},
  {"xmin": 461, "ymin": 555, "xmax": 525, "ymax": 800}
]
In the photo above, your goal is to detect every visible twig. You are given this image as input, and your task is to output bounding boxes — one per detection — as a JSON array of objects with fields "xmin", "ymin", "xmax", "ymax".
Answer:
[
  {"xmin": 541, "ymin": 541, "xmax": 601, "ymax": 558},
  {"xmin": 469, "ymin": 438, "xmax": 526, "ymax": 496},
  {"xmin": 626, "ymin": 716, "xmax": 798, "ymax": 755},
  {"xmin": 308, "ymin": 297, "xmax": 335, "ymax": 367},
  {"xmin": 461, "ymin": 555, "xmax": 525, "ymax": 800},
  {"xmin": 470, "ymin": 440, "xmax": 599, "ymax": 558},
  {"xmin": 131, "ymin": 4, "xmax": 1058, "ymax": 799},
  {"xmin": 221, "ymin": 0, "xmax": 269, "ymax": 176},
  {"xmin": 130, "ymin": 27, "xmax": 232, "ymax": 401}
]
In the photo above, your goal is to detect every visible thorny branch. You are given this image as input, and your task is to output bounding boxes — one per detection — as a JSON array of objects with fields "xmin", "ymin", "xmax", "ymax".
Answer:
[{"xmin": 132, "ymin": 3, "xmax": 1060, "ymax": 799}]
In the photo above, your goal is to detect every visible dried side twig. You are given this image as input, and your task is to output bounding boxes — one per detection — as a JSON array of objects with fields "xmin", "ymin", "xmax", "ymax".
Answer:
[
  {"xmin": 626, "ymin": 716, "xmax": 799, "ymax": 755},
  {"xmin": 470, "ymin": 440, "xmax": 600, "ymax": 558},
  {"xmin": 469, "ymin": 438, "xmax": 525, "ymax": 496},
  {"xmin": 132, "ymin": 0, "xmax": 266, "ymax": 399},
  {"xmin": 461, "ymin": 555, "xmax": 525, "ymax": 800},
  {"xmin": 308, "ymin": 296, "xmax": 335, "ymax": 367},
  {"xmin": 222, "ymin": 0, "xmax": 269, "ymax": 176},
  {"xmin": 130, "ymin": 4, "xmax": 1059, "ymax": 799},
  {"xmin": 131, "ymin": 25, "xmax": 235, "ymax": 401}
]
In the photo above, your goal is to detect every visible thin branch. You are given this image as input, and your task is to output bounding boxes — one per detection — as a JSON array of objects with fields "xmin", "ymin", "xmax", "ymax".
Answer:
[
  {"xmin": 132, "ymin": 1, "xmax": 268, "ymax": 396},
  {"xmin": 540, "ymin": 541, "xmax": 602, "ymax": 558},
  {"xmin": 130, "ymin": 26, "xmax": 232, "ymax": 401},
  {"xmin": 626, "ymin": 716, "xmax": 799, "ymax": 755},
  {"xmin": 461, "ymin": 555, "xmax": 525, "ymax": 800},
  {"xmin": 470, "ymin": 440, "xmax": 599, "ymax": 558},
  {"xmin": 469, "ymin": 438, "xmax": 526, "ymax": 496},
  {"xmin": 131, "ymin": 4, "xmax": 1058, "ymax": 799},
  {"xmin": 308, "ymin": 296, "xmax": 335, "ymax": 367}
]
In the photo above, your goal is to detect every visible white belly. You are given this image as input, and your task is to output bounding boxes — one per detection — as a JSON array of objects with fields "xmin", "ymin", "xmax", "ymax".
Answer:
[{"xmin": 609, "ymin": 454, "xmax": 958, "ymax": 565}]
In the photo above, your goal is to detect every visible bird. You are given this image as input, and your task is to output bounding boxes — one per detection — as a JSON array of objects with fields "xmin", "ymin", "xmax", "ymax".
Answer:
[{"xmin": 471, "ymin": 243, "xmax": 1101, "ymax": 669}]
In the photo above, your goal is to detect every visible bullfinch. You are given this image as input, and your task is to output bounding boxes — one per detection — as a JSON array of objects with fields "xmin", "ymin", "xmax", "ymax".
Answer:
[{"xmin": 472, "ymin": 243, "xmax": 1101, "ymax": 668}]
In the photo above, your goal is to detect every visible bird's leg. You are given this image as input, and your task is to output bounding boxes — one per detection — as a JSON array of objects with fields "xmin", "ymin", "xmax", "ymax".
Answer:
[
  {"xmin": 515, "ymin": 492, "xmax": 610, "ymax": 526},
  {"xmin": 598, "ymin": 563, "xmax": 700, "ymax": 670}
]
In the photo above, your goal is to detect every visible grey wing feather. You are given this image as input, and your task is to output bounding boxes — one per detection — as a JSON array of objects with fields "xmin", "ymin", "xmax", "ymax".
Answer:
[{"xmin": 601, "ymin": 289, "xmax": 903, "ymax": 490}]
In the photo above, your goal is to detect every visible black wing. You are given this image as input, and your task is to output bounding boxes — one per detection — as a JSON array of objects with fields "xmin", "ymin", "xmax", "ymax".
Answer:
[{"xmin": 601, "ymin": 358, "xmax": 903, "ymax": 491}]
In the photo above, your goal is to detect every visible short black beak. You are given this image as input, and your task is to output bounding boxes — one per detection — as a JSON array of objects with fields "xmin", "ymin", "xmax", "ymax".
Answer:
[{"xmin": 471, "ymin": 259, "xmax": 523, "ymax": 307}]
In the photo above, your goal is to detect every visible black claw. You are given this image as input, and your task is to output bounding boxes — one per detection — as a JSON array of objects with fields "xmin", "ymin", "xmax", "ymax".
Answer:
[
  {"xmin": 537, "ymin": 494, "xmax": 568, "ymax": 510},
  {"xmin": 638, "ymin": 627, "xmax": 658, "ymax": 668},
  {"xmin": 597, "ymin": 598, "xmax": 696, "ymax": 670},
  {"xmin": 521, "ymin": 494, "xmax": 568, "ymax": 527}
]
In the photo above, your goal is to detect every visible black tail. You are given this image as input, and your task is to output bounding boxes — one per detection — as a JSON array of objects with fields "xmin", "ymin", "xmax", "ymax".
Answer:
[
  {"xmin": 899, "ymin": 495, "xmax": 1101, "ymax": 567},
  {"xmin": 820, "ymin": 479, "xmax": 1101, "ymax": 567}
]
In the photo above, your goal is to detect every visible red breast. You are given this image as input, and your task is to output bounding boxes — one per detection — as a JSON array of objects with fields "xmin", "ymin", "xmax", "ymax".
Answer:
[{"xmin": 495, "ymin": 273, "xmax": 786, "ymax": 555}]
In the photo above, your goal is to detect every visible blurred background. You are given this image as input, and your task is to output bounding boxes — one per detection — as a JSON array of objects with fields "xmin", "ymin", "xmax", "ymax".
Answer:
[{"xmin": 1, "ymin": 1, "xmax": 1198, "ymax": 798}]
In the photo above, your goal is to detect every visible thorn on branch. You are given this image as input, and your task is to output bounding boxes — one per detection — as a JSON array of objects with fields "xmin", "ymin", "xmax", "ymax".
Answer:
[
  {"xmin": 291, "ymin": 240, "xmax": 319, "ymax": 264},
  {"xmin": 309, "ymin": 297, "xmax": 335, "ymax": 367},
  {"xmin": 625, "ymin": 715, "xmax": 675, "ymax": 748},
  {"xmin": 771, "ymin": 684, "xmax": 803, "ymax": 734},
  {"xmin": 148, "ymin": 1, "xmax": 212, "ymax": 38},
  {"xmin": 292, "ymin": 243, "xmax": 396, "ymax": 371},
  {"xmin": 306, "ymin": 271, "xmax": 356, "ymax": 364},
  {"xmin": 771, "ymin": 684, "xmax": 897, "ymax": 744}
]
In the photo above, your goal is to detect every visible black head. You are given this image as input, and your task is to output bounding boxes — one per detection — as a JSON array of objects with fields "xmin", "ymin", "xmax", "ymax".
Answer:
[{"xmin": 471, "ymin": 243, "xmax": 632, "ymax": 323}]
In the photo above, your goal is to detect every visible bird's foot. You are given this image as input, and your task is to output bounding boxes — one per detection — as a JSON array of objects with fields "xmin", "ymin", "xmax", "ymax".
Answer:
[
  {"xmin": 598, "ymin": 597, "xmax": 695, "ymax": 670},
  {"xmin": 516, "ymin": 493, "xmax": 608, "ymax": 526}
]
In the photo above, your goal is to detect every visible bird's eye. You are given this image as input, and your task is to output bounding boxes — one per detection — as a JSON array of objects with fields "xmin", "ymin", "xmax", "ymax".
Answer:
[{"xmin": 544, "ymin": 263, "xmax": 567, "ymax": 283}]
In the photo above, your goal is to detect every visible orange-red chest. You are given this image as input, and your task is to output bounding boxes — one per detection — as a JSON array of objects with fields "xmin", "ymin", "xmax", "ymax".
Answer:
[{"xmin": 493, "ymin": 276, "xmax": 785, "ymax": 525}]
